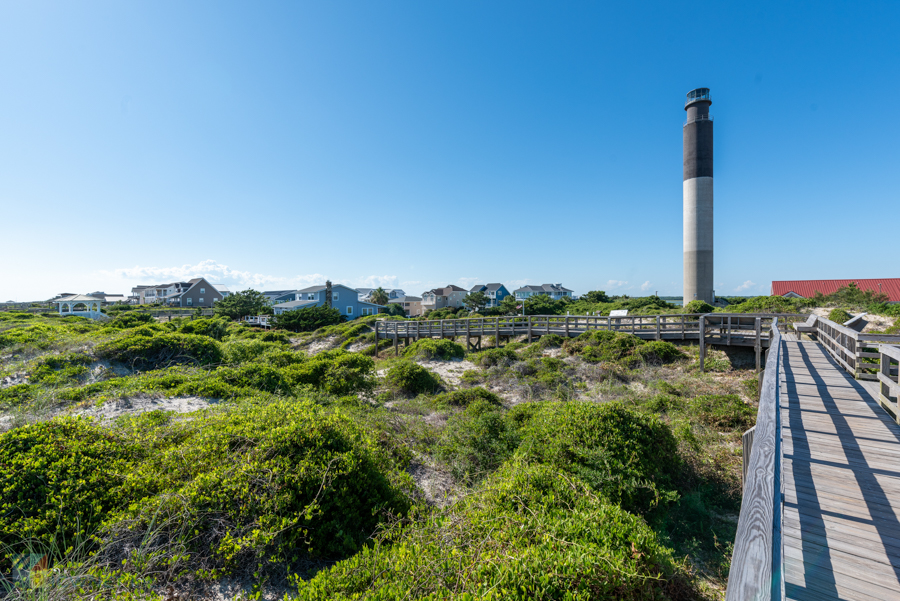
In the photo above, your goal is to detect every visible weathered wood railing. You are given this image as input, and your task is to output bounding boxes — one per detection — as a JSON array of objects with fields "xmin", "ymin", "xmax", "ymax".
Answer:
[
  {"xmin": 878, "ymin": 345, "xmax": 900, "ymax": 423},
  {"xmin": 726, "ymin": 318, "xmax": 784, "ymax": 601},
  {"xmin": 814, "ymin": 316, "xmax": 900, "ymax": 380},
  {"xmin": 374, "ymin": 313, "xmax": 808, "ymax": 362}
]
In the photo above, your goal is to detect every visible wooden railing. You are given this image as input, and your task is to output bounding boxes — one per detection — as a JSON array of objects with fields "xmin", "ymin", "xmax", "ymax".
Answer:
[
  {"xmin": 376, "ymin": 313, "xmax": 806, "ymax": 341},
  {"xmin": 375, "ymin": 313, "xmax": 808, "ymax": 364},
  {"xmin": 726, "ymin": 318, "xmax": 784, "ymax": 601},
  {"xmin": 878, "ymin": 345, "xmax": 900, "ymax": 423},
  {"xmin": 814, "ymin": 317, "xmax": 900, "ymax": 380}
]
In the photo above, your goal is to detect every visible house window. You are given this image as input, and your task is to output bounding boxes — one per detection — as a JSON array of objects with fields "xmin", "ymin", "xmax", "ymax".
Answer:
[
  {"xmin": 346, "ymin": 306, "xmax": 353, "ymax": 315},
  {"xmin": 200, "ymin": 288, "xmax": 205, "ymax": 294},
  {"xmin": 213, "ymin": 297, "xmax": 219, "ymax": 302},
  {"xmin": 307, "ymin": 294, "xmax": 316, "ymax": 300},
  {"xmin": 333, "ymin": 292, "xmax": 339, "ymax": 301},
  {"xmin": 186, "ymin": 298, "xmax": 193, "ymax": 306},
  {"xmin": 199, "ymin": 298, "xmax": 204, "ymax": 303}
]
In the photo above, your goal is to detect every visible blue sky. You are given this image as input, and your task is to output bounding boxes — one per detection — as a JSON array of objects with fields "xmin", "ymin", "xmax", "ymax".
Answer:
[{"xmin": 2, "ymin": 1, "xmax": 898, "ymax": 301}]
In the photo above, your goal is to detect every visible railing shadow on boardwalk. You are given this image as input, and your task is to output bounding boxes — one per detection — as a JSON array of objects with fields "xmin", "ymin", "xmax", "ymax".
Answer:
[{"xmin": 782, "ymin": 342, "xmax": 900, "ymax": 599}]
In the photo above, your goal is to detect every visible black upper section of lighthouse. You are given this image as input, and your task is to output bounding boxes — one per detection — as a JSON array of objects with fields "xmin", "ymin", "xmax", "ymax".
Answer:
[{"xmin": 683, "ymin": 88, "xmax": 713, "ymax": 181}]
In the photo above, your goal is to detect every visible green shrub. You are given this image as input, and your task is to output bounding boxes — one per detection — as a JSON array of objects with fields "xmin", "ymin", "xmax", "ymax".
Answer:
[
  {"xmin": 563, "ymin": 331, "xmax": 682, "ymax": 367},
  {"xmin": 633, "ymin": 340, "xmax": 684, "ymax": 365},
  {"xmin": 471, "ymin": 346, "xmax": 518, "ymax": 367},
  {"xmin": 724, "ymin": 295, "xmax": 812, "ymax": 314},
  {"xmin": 684, "ymin": 300, "xmax": 715, "ymax": 314},
  {"xmin": 283, "ymin": 350, "xmax": 375, "ymax": 395},
  {"xmin": 432, "ymin": 387, "xmax": 502, "ymax": 407},
  {"xmin": 383, "ymin": 361, "xmax": 442, "ymax": 395},
  {"xmin": 688, "ymin": 394, "xmax": 756, "ymax": 430},
  {"xmin": 828, "ymin": 308, "xmax": 853, "ymax": 324},
  {"xmin": 112, "ymin": 399, "xmax": 412, "ymax": 568},
  {"xmin": 0, "ymin": 384, "xmax": 38, "ymax": 407},
  {"xmin": 96, "ymin": 332, "xmax": 224, "ymax": 369},
  {"xmin": 222, "ymin": 339, "xmax": 285, "ymax": 364},
  {"xmin": 0, "ymin": 418, "xmax": 138, "ymax": 562},
  {"xmin": 0, "ymin": 323, "xmax": 64, "ymax": 350},
  {"xmin": 176, "ymin": 317, "xmax": 230, "ymax": 340},
  {"xmin": 436, "ymin": 400, "xmax": 520, "ymax": 484},
  {"xmin": 107, "ymin": 312, "xmax": 156, "ymax": 329},
  {"xmin": 271, "ymin": 305, "xmax": 345, "ymax": 333},
  {"xmin": 402, "ymin": 338, "xmax": 465, "ymax": 361},
  {"xmin": 294, "ymin": 462, "xmax": 682, "ymax": 600},
  {"xmin": 519, "ymin": 401, "xmax": 680, "ymax": 514},
  {"xmin": 29, "ymin": 352, "xmax": 93, "ymax": 386},
  {"xmin": 260, "ymin": 330, "xmax": 292, "ymax": 344},
  {"xmin": 535, "ymin": 333, "xmax": 564, "ymax": 348}
]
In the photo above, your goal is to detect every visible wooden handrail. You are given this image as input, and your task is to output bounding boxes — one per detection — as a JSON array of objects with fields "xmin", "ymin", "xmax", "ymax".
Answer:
[
  {"xmin": 877, "ymin": 345, "xmax": 900, "ymax": 422},
  {"xmin": 726, "ymin": 318, "xmax": 784, "ymax": 601}
]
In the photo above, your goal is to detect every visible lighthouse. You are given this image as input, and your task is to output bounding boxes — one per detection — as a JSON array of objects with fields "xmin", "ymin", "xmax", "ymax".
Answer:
[{"xmin": 683, "ymin": 87, "xmax": 714, "ymax": 306}]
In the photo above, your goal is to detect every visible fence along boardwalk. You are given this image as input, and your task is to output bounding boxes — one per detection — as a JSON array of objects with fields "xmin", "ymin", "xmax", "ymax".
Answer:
[
  {"xmin": 727, "ymin": 316, "xmax": 900, "ymax": 601},
  {"xmin": 781, "ymin": 340, "xmax": 900, "ymax": 600}
]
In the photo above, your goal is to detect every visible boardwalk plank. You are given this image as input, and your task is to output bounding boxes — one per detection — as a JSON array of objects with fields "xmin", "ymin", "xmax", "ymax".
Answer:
[{"xmin": 781, "ymin": 341, "xmax": 900, "ymax": 599}]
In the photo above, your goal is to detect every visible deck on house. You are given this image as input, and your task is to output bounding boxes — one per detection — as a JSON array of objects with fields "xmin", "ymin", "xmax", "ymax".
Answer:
[{"xmin": 781, "ymin": 340, "xmax": 900, "ymax": 600}]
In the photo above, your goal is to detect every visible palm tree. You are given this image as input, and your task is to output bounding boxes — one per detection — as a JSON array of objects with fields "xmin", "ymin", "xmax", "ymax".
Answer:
[{"xmin": 370, "ymin": 287, "xmax": 390, "ymax": 306}]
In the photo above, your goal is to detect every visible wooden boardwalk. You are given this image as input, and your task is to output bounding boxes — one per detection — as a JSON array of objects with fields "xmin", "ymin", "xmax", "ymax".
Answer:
[{"xmin": 781, "ymin": 340, "xmax": 900, "ymax": 600}]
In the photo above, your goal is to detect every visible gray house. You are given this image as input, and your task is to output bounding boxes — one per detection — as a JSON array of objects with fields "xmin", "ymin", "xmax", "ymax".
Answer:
[
  {"xmin": 513, "ymin": 284, "xmax": 574, "ymax": 301},
  {"xmin": 469, "ymin": 283, "xmax": 511, "ymax": 308},
  {"xmin": 272, "ymin": 283, "xmax": 383, "ymax": 319},
  {"xmin": 357, "ymin": 288, "xmax": 406, "ymax": 302},
  {"xmin": 170, "ymin": 278, "xmax": 224, "ymax": 308}
]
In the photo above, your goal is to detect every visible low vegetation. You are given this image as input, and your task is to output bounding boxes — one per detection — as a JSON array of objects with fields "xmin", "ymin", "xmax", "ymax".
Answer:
[{"xmin": 0, "ymin": 301, "xmax": 801, "ymax": 599}]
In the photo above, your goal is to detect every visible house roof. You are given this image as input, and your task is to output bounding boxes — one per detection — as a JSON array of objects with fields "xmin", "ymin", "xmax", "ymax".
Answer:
[
  {"xmin": 771, "ymin": 279, "xmax": 900, "ymax": 302},
  {"xmin": 358, "ymin": 300, "xmax": 384, "ymax": 308},
  {"xmin": 470, "ymin": 283, "xmax": 505, "ymax": 292},
  {"xmin": 263, "ymin": 289, "xmax": 298, "ymax": 297},
  {"xmin": 273, "ymin": 299, "xmax": 319, "ymax": 309},
  {"xmin": 513, "ymin": 284, "xmax": 573, "ymax": 293},
  {"xmin": 213, "ymin": 284, "xmax": 230, "ymax": 293},
  {"xmin": 55, "ymin": 294, "xmax": 104, "ymax": 303},
  {"xmin": 389, "ymin": 296, "xmax": 423, "ymax": 303},
  {"xmin": 425, "ymin": 285, "xmax": 467, "ymax": 296}
]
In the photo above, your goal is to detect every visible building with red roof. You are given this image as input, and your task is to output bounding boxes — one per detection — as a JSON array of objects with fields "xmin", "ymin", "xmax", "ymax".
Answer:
[{"xmin": 771, "ymin": 279, "xmax": 900, "ymax": 302}]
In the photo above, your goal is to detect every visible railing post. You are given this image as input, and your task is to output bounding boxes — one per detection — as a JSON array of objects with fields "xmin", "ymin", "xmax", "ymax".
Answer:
[
  {"xmin": 656, "ymin": 315, "xmax": 661, "ymax": 341},
  {"xmin": 755, "ymin": 317, "xmax": 762, "ymax": 373},
  {"xmin": 699, "ymin": 315, "xmax": 707, "ymax": 371},
  {"xmin": 496, "ymin": 317, "xmax": 500, "ymax": 347},
  {"xmin": 565, "ymin": 316, "xmax": 570, "ymax": 338},
  {"xmin": 466, "ymin": 318, "xmax": 471, "ymax": 350},
  {"xmin": 374, "ymin": 320, "xmax": 379, "ymax": 358},
  {"xmin": 527, "ymin": 316, "xmax": 532, "ymax": 343}
]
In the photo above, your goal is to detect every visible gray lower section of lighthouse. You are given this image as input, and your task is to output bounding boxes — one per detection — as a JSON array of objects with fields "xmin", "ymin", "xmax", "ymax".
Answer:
[{"xmin": 683, "ymin": 177, "xmax": 714, "ymax": 304}]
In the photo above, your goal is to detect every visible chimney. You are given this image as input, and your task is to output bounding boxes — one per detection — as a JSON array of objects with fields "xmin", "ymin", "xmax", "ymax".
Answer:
[{"xmin": 325, "ymin": 281, "xmax": 333, "ymax": 308}]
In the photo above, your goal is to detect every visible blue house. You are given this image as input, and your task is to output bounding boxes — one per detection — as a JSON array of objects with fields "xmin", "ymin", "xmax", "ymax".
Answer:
[
  {"xmin": 469, "ymin": 283, "xmax": 511, "ymax": 308},
  {"xmin": 272, "ymin": 283, "xmax": 383, "ymax": 319}
]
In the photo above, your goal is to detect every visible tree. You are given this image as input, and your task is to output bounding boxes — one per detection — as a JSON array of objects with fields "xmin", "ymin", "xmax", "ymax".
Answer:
[
  {"xmin": 214, "ymin": 289, "xmax": 270, "ymax": 320},
  {"xmin": 270, "ymin": 305, "xmax": 345, "ymax": 332},
  {"xmin": 581, "ymin": 290, "xmax": 610, "ymax": 304},
  {"xmin": 524, "ymin": 294, "xmax": 565, "ymax": 316},
  {"xmin": 499, "ymin": 295, "xmax": 520, "ymax": 315},
  {"xmin": 383, "ymin": 303, "xmax": 406, "ymax": 317},
  {"xmin": 370, "ymin": 287, "xmax": 389, "ymax": 306},
  {"xmin": 462, "ymin": 291, "xmax": 489, "ymax": 313}
]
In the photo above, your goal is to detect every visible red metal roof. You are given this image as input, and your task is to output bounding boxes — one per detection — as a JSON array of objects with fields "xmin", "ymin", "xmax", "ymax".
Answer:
[{"xmin": 771, "ymin": 279, "xmax": 900, "ymax": 302}]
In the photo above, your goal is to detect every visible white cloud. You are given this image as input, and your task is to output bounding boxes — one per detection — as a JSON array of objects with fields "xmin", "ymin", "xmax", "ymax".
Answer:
[
  {"xmin": 735, "ymin": 280, "xmax": 756, "ymax": 292},
  {"xmin": 505, "ymin": 279, "xmax": 531, "ymax": 290},
  {"xmin": 100, "ymin": 260, "xmax": 325, "ymax": 290},
  {"xmin": 606, "ymin": 280, "xmax": 629, "ymax": 290},
  {"xmin": 640, "ymin": 281, "xmax": 652, "ymax": 292},
  {"xmin": 355, "ymin": 275, "xmax": 400, "ymax": 289}
]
